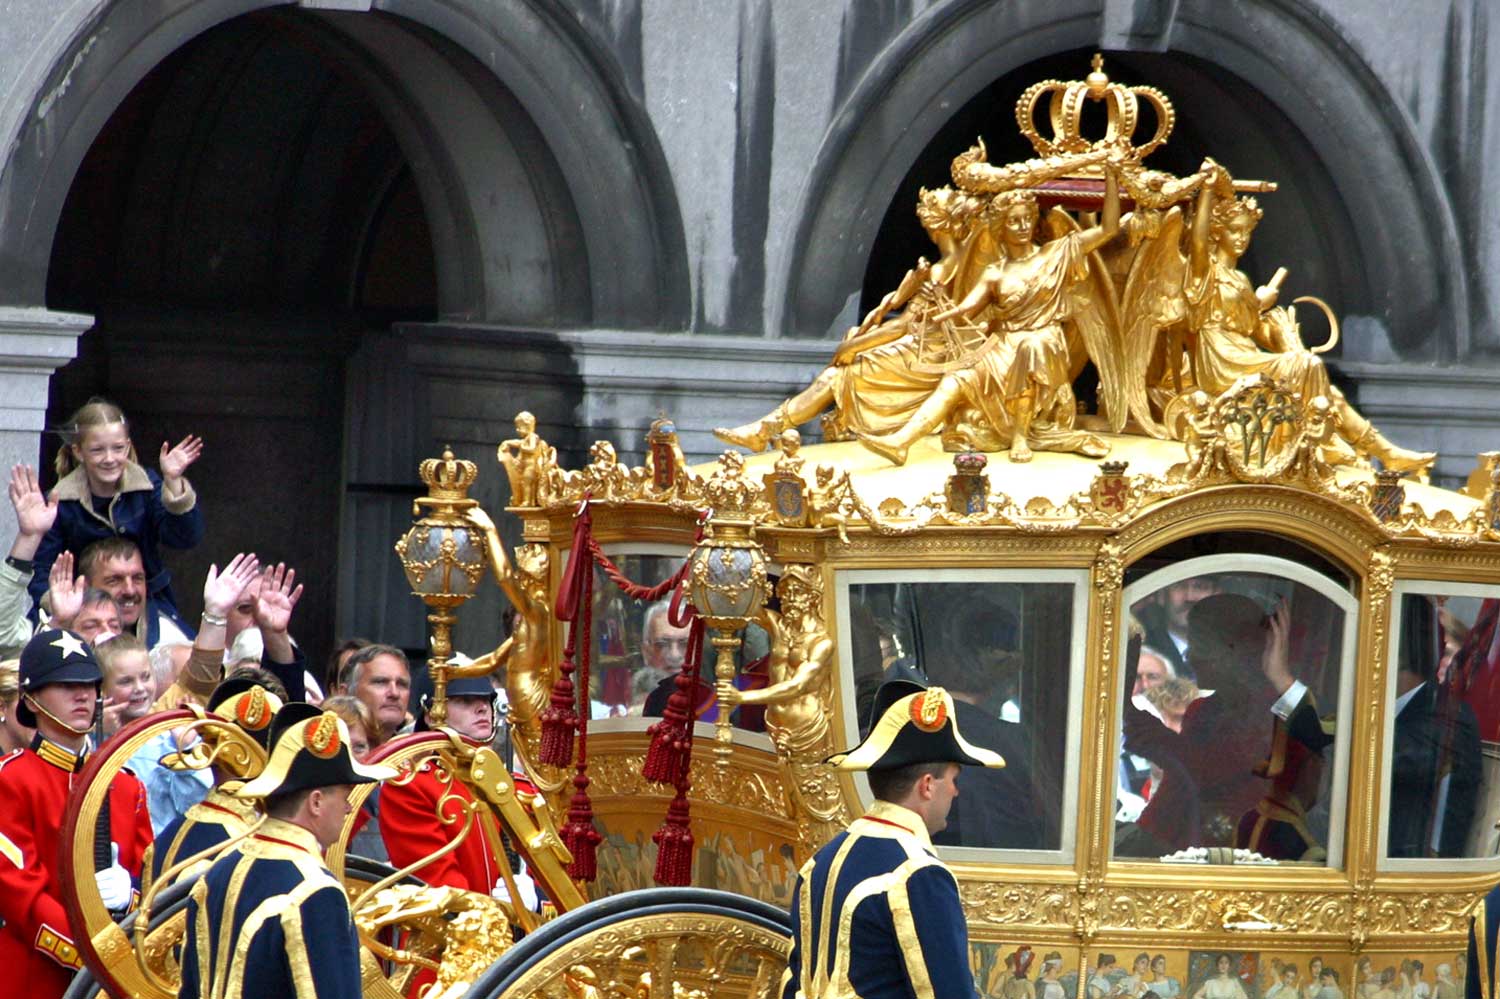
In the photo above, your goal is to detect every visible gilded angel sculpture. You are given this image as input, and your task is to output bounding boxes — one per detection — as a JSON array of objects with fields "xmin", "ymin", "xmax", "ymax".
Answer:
[
  {"xmin": 715, "ymin": 185, "xmax": 992, "ymax": 451},
  {"xmin": 1120, "ymin": 161, "xmax": 1433, "ymax": 473}
]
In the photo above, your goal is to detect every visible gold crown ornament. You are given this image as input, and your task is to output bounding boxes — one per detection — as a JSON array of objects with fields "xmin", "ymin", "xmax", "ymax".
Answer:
[{"xmin": 1015, "ymin": 54, "xmax": 1174, "ymax": 159}]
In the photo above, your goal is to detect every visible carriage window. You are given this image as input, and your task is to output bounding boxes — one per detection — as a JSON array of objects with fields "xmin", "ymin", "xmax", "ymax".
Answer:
[
  {"xmin": 590, "ymin": 553, "xmax": 687, "ymax": 717},
  {"xmin": 1116, "ymin": 557, "xmax": 1355, "ymax": 865},
  {"xmin": 844, "ymin": 571, "xmax": 1085, "ymax": 857},
  {"xmin": 1383, "ymin": 586, "xmax": 1500, "ymax": 865},
  {"xmin": 589, "ymin": 552, "xmax": 767, "ymax": 732}
]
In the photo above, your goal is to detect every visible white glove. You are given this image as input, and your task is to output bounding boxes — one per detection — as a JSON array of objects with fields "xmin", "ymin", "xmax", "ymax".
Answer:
[
  {"xmin": 96, "ymin": 843, "xmax": 133, "ymax": 912},
  {"xmin": 1115, "ymin": 789, "xmax": 1146, "ymax": 824},
  {"xmin": 492, "ymin": 865, "xmax": 539, "ymax": 912}
]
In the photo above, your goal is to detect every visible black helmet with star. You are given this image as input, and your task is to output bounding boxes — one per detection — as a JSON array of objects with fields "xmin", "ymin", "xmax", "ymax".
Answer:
[{"xmin": 17, "ymin": 628, "xmax": 101, "ymax": 728}]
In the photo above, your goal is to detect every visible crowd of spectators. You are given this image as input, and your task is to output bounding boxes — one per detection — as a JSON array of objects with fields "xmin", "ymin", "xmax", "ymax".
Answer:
[{"xmin": 0, "ymin": 400, "xmax": 530, "ymax": 997}]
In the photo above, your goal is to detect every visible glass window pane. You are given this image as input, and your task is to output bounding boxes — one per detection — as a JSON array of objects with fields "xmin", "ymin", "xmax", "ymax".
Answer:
[
  {"xmin": 1116, "ymin": 564, "xmax": 1350, "ymax": 864},
  {"xmin": 847, "ymin": 578, "xmax": 1076, "ymax": 852},
  {"xmin": 1385, "ymin": 589, "xmax": 1492, "ymax": 861},
  {"xmin": 591, "ymin": 552, "xmax": 767, "ymax": 733},
  {"xmin": 592, "ymin": 554, "xmax": 687, "ymax": 718}
]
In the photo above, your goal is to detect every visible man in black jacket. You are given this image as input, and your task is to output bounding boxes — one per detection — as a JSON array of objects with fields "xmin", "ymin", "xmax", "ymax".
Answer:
[{"xmin": 1389, "ymin": 594, "xmax": 1481, "ymax": 858}]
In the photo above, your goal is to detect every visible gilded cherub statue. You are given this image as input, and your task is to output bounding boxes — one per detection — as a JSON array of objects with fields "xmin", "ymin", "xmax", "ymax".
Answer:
[
  {"xmin": 497, "ymin": 411, "xmax": 555, "ymax": 507},
  {"xmin": 1122, "ymin": 161, "xmax": 1432, "ymax": 473},
  {"xmin": 716, "ymin": 566, "xmax": 833, "ymax": 758},
  {"xmin": 773, "ymin": 428, "xmax": 806, "ymax": 477},
  {"xmin": 808, "ymin": 464, "xmax": 851, "ymax": 543}
]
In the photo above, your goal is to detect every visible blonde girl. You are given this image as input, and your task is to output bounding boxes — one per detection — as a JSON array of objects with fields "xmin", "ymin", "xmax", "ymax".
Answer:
[{"xmin": 29, "ymin": 398, "xmax": 204, "ymax": 627}]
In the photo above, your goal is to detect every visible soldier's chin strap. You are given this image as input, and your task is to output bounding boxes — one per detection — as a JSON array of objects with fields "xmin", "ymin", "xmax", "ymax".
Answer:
[{"xmin": 22, "ymin": 694, "xmax": 95, "ymax": 737}]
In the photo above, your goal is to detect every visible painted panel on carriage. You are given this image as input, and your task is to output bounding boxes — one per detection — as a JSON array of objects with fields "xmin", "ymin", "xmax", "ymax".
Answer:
[
  {"xmin": 590, "ymin": 814, "xmax": 798, "ymax": 907},
  {"xmin": 967, "ymin": 947, "xmax": 1466, "ymax": 999}
]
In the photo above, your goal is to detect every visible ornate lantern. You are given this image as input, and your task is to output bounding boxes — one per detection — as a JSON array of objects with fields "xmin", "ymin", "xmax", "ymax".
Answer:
[
  {"xmin": 393, "ymin": 448, "xmax": 487, "ymax": 727},
  {"xmin": 687, "ymin": 451, "xmax": 770, "ymax": 766}
]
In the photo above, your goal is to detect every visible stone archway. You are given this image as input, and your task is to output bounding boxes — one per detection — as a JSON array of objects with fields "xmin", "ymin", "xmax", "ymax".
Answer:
[
  {"xmin": 3, "ymin": 1, "xmax": 690, "ymax": 664},
  {"xmin": 0, "ymin": 0, "xmax": 689, "ymax": 327},
  {"xmin": 775, "ymin": 0, "xmax": 1464, "ymax": 364}
]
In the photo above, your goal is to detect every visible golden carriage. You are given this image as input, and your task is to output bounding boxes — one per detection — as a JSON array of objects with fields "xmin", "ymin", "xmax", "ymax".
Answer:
[{"xmin": 60, "ymin": 57, "xmax": 1500, "ymax": 999}]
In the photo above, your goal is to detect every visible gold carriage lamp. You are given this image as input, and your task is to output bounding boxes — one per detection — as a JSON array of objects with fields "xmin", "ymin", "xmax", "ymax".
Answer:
[
  {"xmin": 394, "ymin": 447, "xmax": 488, "ymax": 727},
  {"xmin": 687, "ymin": 453, "xmax": 771, "ymax": 766}
]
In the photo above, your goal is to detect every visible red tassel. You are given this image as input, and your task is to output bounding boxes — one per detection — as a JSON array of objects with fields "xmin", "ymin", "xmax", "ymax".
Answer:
[
  {"xmin": 538, "ymin": 668, "xmax": 579, "ymax": 767},
  {"xmin": 643, "ymin": 612, "xmax": 703, "ymax": 785},
  {"xmin": 538, "ymin": 504, "xmax": 595, "ymax": 766},
  {"xmin": 652, "ymin": 785, "xmax": 695, "ymax": 886},
  {"xmin": 642, "ymin": 711, "xmax": 691, "ymax": 785},
  {"xmin": 561, "ymin": 769, "xmax": 602, "ymax": 881}
]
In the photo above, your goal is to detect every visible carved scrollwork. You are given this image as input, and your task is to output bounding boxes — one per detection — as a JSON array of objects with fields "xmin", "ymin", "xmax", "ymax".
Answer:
[
  {"xmin": 584, "ymin": 751, "xmax": 789, "ymax": 820},
  {"xmin": 1366, "ymin": 892, "xmax": 1477, "ymax": 936},
  {"xmin": 961, "ymin": 879, "xmax": 1481, "ymax": 945},
  {"xmin": 1104, "ymin": 887, "xmax": 1350, "ymax": 935},
  {"xmin": 962, "ymin": 882, "xmax": 1076, "ymax": 929}
]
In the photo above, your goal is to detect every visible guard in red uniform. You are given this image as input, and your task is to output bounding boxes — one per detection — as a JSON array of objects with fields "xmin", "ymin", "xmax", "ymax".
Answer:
[
  {"xmin": 380, "ymin": 674, "xmax": 532, "ymax": 899},
  {"xmin": 0, "ymin": 628, "xmax": 152, "ymax": 999},
  {"xmin": 380, "ymin": 674, "xmax": 536, "ymax": 998}
]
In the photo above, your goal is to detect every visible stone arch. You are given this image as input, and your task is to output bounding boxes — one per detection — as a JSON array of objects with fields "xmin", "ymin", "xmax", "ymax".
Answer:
[
  {"xmin": 775, "ymin": 0, "xmax": 1464, "ymax": 363},
  {"xmin": 0, "ymin": 0, "xmax": 689, "ymax": 328}
]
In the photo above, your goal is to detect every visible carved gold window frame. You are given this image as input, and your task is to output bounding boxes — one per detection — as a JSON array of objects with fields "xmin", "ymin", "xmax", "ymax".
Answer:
[
  {"xmin": 834, "ymin": 566, "xmax": 1092, "ymax": 867},
  {"xmin": 1117, "ymin": 551, "xmax": 1361, "ymax": 870}
]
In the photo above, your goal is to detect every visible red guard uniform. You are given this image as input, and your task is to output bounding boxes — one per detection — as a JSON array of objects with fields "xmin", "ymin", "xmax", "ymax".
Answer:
[
  {"xmin": 0, "ymin": 735, "xmax": 153, "ymax": 999},
  {"xmin": 379, "ymin": 760, "xmax": 501, "ymax": 893}
]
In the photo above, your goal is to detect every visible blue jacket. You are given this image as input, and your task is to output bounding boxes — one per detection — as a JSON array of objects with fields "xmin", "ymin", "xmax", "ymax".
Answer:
[
  {"xmin": 180, "ymin": 818, "xmax": 363, "ymax": 999},
  {"xmin": 30, "ymin": 461, "xmax": 203, "ymax": 617},
  {"xmin": 783, "ymin": 800, "xmax": 977, "ymax": 999},
  {"xmin": 1468, "ymin": 880, "xmax": 1500, "ymax": 999}
]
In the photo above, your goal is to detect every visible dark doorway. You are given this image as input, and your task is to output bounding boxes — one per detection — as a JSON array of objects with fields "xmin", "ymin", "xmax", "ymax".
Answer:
[{"xmin": 44, "ymin": 9, "xmax": 439, "ymax": 675}]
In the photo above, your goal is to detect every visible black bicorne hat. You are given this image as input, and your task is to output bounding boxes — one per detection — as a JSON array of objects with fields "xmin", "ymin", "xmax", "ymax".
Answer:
[
  {"xmin": 17, "ymin": 629, "xmax": 101, "ymax": 727},
  {"xmin": 236, "ymin": 702, "xmax": 395, "ymax": 800},
  {"xmin": 206, "ymin": 676, "xmax": 285, "ymax": 750},
  {"xmin": 825, "ymin": 679, "xmax": 1005, "ymax": 772}
]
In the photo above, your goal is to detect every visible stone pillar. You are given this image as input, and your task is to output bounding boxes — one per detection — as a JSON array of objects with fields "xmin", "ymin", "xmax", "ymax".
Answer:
[{"xmin": 0, "ymin": 307, "xmax": 92, "ymax": 540}]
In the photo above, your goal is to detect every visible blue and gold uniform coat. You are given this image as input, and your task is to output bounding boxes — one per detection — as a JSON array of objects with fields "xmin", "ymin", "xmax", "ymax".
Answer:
[
  {"xmin": 1467, "ymin": 881, "xmax": 1500, "ymax": 999},
  {"xmin": 145, "ymin": 787, "xmax": 258, "ymax": 889},
  {"xmin": 782, "ymin": 800, "xmax": 977, "ymax": 999},
  {"xmin": 179, "ymin": 817, "xmax": 361, "ymax": 999}
]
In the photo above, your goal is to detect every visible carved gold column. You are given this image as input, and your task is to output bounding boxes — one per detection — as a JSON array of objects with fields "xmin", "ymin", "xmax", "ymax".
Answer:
[
  {"xmin": 1346, "ymin": 546, "xmax": 1393, "ymax": 951},
  {"xmin": 1076, "ymin": 539, "xmax": 1125, "ymax": 941}
]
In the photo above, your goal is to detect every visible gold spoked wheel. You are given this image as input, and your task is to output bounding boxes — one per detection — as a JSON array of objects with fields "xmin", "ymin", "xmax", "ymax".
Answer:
[{"xmin": 462, "ymin": 888, "xmax": 792, "ymax": 999}]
